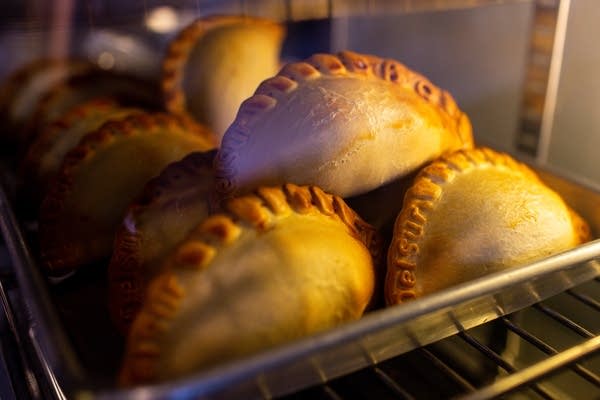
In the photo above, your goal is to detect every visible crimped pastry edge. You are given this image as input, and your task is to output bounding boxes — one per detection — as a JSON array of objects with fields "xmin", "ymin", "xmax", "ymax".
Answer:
[
  {"xmin": 24, "ymin": 70, "xmax": 163, "ymax": 147},
  {"xmin": 0, "ymin": 59, "xmax": 95, "ymax": 131},
  {"xmin": 162, "ymin": 14, "xmax": 285, "ymax": 119},
  {"xmin": 385, "ymin": 147, "xmax": 592, "ymax": 305},
  {"xmin": 20, "ymin": 97, "xmax": 126, "ymax": 190},
  {"xmin": 38, "ymin": 112, "xmax": 216, "ymax": 274},
  {"xmin": 108, "ymin": 149, "xmax": 217, "ymax": 334},
  {"xmin": 119, "ymin": 183, "xmax": 381, "ymax": 385},
  {"xmin": 214, "ymin": 50, "xmax": 473, "ymax": 198}
]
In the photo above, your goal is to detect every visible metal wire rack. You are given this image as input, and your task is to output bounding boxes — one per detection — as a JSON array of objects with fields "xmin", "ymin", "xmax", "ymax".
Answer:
[{"xmin": 283, "ymin": 278, "xmax": 600, "ymax": 400}]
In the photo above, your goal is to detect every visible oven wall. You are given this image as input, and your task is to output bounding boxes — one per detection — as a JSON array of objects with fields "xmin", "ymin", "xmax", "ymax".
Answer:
[
  {"xmin": 542, "ymin": 0, "xmax": 600, "ymax": 186},
  {"xmin": 331, "ymin": 0, "xmax": 600, "ymax": 187},
  {"xmin": 330, "ymin": 2, "xmax": 534, "ymax": 154}
]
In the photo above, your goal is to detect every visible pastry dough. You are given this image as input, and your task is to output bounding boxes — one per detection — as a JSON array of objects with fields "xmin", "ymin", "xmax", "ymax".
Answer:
[
  {"xmin": 385, "ymin": 147, "xmax": 591, "ymax": 304},
  {"xmin": 162, "ymin": 15, "xmax": 285, "ymax": 141},
  {"xmin": 108, "ymin": 150, "xmax": 217, "ymax": 334},
  {"xmin": 39, "ymin": 112, "xmax": 216, "ymax": 276},
  {"xmin": 215, "ymin": 50, "xmax": 473, "ymax": 199},
  {"xmin": 119, "ymin": 184, "xmax": 381, "ymax": 385}
]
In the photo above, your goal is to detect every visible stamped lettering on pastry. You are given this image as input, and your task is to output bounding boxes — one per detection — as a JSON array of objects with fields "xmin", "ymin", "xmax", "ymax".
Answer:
[
  {"xmin": 385, "ymin": 147, "xmax": 591, "ymax": 304},
  {"xmin": 39, "ymin": 112, "xmax": 216, "ymax": 276},
  {"xmin": 108, "ymin": 150, "xmax": 217, "ymax": 334},
  {"xmin": 162, "ymin": 15, "xmax": 285, "ymax": 141},
  {"xmin": 215, "ymin": 50, "xmax": 473, "ymax": 199},
  {"xmin": 119, "ymin": 183, "xmax": 381, "ymax": 385}
]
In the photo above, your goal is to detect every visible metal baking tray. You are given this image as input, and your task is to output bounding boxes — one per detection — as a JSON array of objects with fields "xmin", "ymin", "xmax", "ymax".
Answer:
[{"xmin": 1, "ymin": 157, "xmax": 600, "ymax": 400}]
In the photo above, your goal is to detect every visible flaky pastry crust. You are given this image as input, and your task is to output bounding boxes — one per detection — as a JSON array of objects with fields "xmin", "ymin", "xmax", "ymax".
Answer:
[{"xmin": 24, "ymin": 70, "xmax": 162, "ymax": 147}]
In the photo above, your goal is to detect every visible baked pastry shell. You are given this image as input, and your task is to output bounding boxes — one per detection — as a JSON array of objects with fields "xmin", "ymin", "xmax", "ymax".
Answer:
[
  {"xmin": 119, "ymin": 183, "xmax": 382, "ymax": 385},
  {"xmin": 108, "ymin": 150, "xmax": 217, "ymax": 334},
  {"xmin": 215, "ymin": 50, "xmax": 473, "ymax": 199},
  {"xmin": 385, "ymin": 147, "xmax": 591, "ymax": 305},
  {"xmin": 38, "ymin": 112, "xmax": 216, "ymax": 276},
  {"xmin": 162, "ymin": 14, "xmax": 285, "ymax": 141}
]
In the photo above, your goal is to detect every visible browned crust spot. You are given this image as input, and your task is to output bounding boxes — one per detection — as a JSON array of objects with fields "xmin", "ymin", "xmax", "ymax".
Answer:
[
  {"xmin": 568, "ymin": 208, "xmax": 592, "ymax": 243},
  {"xmin": 39, "ymin": 112, "xmax": 216, "ymax": 274},
  {"xmin": 120, "ymin": 183, "xmax": 381, "ymax": 386},
  {"xmin": 215, "ymin": 51, "xmax": 472, "ymax": 199},
  {"xmin": 385, "ymin": 147, "xmax": 591, "ymax": 305},
  {"xmin": 161, "ymin": 15, "xmax": 285, "ymax": 118}
]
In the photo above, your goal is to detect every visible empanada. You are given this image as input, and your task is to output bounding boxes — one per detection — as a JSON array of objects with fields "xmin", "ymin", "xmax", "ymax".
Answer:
[
  {"xmin": 26, "ymin": 70, "xmax": 160, "ymax": 144},
  {"xmin": 0, "ymin": 59, "xmax": 96, "ymax": 149},
  {"xmin": 39, "ymin": 112, "xmax": 216, "ymax": 275},
  {"xmin": 119, "ymin": 184, "xmax": 380, "ymax": 385},
  {"xmin": 20, "ymin": 97, "xmax": 143, "ymax": 207},
  {"xmin": 215, "ymin": 51, "xmax": 473, "ymax": 199},
  {"xmin": 108, "ymin": 150, "xmax": 217, "ymax": 334},
  {"xmin": 162, "ymin": 15, "xmax": 285, "ymax": 141},
  {"xmin": 386, "ymin": 147, "xmax": 591, "ymax": 304}
]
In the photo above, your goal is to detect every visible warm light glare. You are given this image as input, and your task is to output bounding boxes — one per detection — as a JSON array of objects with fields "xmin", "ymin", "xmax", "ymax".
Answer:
[
  {"xmin": 98, "ymin": 51, "xmax": 115, "ymax": 69},
  {"xmin": 145, "ymin": 6, "xmax": 179, "ymax": 33}
]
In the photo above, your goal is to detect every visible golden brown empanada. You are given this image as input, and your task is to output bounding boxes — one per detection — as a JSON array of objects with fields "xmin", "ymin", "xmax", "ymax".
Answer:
[
  {"xmin": 386, "ymin": 147, "xmax": 591, "ymax": 304},
  {"xmin": 39, "ymin": 112, "xmax": 216, "ymax": 276},
  {"xmin": 119, "ymin": 183, "xmax": 381, "ymax": 385},
  {"xmin": 26, "ymin": 69, "xmax": 160, "ymax": 145},
  {"xmin": 108, "ymin": 150, "xmax": 217, "ymax": 334},
  {"xmin": 215, "ymin": 50, "xmax": 473, "ymax": 199},
  {"xmin": 20, "ymin": 97, "xmax": 143, "ymax": 207},
  {"xmin": 0, "ymin": 59, "xmax": 96, "ymax": 149},
  {"xmin": 162, "ymin": 15, "xmax": 285, "ymax": 141}
]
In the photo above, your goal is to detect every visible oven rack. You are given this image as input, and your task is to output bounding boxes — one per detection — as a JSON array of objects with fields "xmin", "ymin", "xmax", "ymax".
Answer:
[
  {"xmin": 283, "ymin": 278, "xmax": 600, "ymax": 400},
  {"xmin": 2, "ymin": 252, "xmax": 599, "ymax": 400}
]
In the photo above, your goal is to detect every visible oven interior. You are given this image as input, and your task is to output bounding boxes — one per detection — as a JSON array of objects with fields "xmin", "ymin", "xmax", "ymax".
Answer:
[{"xmin": 1, "ymin": 1, "xmax": 600, "ymax": 399}]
